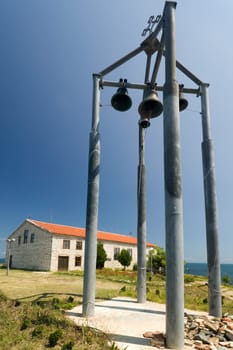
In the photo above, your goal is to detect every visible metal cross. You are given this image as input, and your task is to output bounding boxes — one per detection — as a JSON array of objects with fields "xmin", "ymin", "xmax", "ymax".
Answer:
[{"xmin": 141, "ymin": 15, "xmax": 161, "ymax": 37}]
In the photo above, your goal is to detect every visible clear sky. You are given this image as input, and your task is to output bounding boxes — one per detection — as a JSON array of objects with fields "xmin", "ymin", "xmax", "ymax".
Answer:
[{"xmin": 0, "ymin": 1, "xmax": 232, "ymax": 263}]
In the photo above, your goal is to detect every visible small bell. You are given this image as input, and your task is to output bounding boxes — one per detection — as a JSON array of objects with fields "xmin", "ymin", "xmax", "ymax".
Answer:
[
  {"xmin": 111, "ymin": 86, "xmax": 132, "ymax": 112},
  {"xmin": 179, "ymin": 85, "xmax": 188, "ymax": 112},
  {"xmin": 139, "ymin": 118, "xmax": 151, "ymax": 128}
]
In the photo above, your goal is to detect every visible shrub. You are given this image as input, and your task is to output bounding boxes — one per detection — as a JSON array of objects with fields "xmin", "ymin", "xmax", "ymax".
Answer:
[
  {"xmin": 20, "ymin": 318, "xmax": 31, "ymax": 330},
  {"xmin": 0, "ymin": 291, "xmax": 7, "ymax": 302},
  {"xmin": 48, "ymin": 329, "xmax": 63, "ymax": 347},
  {"xmin": 222, "ymin": 275, "xmax": 231, "ymax": 285},
  {"xmin": 184, "ymin": 275, "xmax": 195, "ymax": 283},
  {"xmin": 31, "ymin": 325, "xmax": 44, "ymax": 338},
  {"xmin": 117, "ymin": 249, "xmax": 132, "ymax": 270},
  {"xmin": 61, "ymin": 341, "xmax": 74, "ymax": 350},
  {"xmin": 67, "ymin": 296, "xmax": 74, "ymax": 303},
  {"xmin": 96, "ymin": 241, "xmax": 107, "ymax": 269}
]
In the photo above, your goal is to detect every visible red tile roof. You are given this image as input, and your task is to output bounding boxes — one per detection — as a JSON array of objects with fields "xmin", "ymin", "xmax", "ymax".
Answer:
[{"xmin": 28, "ymin": 219, "xmax": 155, "ymax": 247}]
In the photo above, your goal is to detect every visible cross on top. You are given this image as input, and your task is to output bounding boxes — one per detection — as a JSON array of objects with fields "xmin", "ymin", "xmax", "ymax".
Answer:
[{"xmin": 141, "ymin": 15, "xmax": 161, "ymax": 37}]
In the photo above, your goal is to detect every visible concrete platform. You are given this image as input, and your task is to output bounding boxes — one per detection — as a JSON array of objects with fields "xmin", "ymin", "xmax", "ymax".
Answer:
[{"xmin": 67, "ymin": 297, "xmax": 197, "ymax": 349}]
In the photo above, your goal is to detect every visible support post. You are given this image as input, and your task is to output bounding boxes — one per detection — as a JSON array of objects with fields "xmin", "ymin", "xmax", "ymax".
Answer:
[
  {"xmin": 163, "ymin": 2, "xmax": 184, "ymax": 349},
  {"xmin": 201, "ymin": 83, "xmax": 221, "ymax": 317},
  {"xmin": 82, "ymin": 74, "xmax": 101, "ymax": 317},
  {"xmin": 6, "ymin": 241, "xmax": 10, "ymax": 276},
  {"xmin": 137, "ymin": 125, "xmax": 147, "ymax": 303}
]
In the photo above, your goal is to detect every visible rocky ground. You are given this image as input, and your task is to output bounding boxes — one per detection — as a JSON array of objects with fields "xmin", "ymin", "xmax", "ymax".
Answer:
[
  {"xmin": 184, "ymin": 313, "xmax": 233, "ymax": 349},
  {"xmin": 143, "ymin": 313, "xmax": 233, "ymax": 349}
]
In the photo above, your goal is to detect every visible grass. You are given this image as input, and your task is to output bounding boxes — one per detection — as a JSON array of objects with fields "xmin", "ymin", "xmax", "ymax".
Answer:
[
  {"xmin": 0, "ymin": 269, "xmax": 123, "ymax": 300},
  {"xmin": 1, "ymin": 268, "xmax": 233, "ymax": 313},
  {"xmin": 0, "ymin": 291, "xmax": 115, "ymax": 350},
  {"xmin": 0, "ymin": 267, "xmax": 233, "ymax": 349}
]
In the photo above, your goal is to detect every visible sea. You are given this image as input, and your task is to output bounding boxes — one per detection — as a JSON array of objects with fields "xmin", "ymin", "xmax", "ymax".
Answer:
[
  {"xmin": 185, "ymin": 262, "xmax": 233, "ymax": 285},
  {"xmin": 0, "ymin": 258, "xmax": 232, "ymax": 284}
]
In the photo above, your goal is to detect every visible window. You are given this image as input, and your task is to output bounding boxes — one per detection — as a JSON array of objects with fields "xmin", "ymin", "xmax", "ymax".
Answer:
[
  {"xmin": 75, "ymin": 256, "xmax": 82, "ymax": 267},
  {"xmin": 63, "ymin": 240, "xmax": 70, "ymax": 249},
  {"xmin": 30, "ymin": 233, "xmax": 35, "ymax": 243},
  {"xmin": 76, "ymin": 241, "xmax": 83, "ymax": 250},
  {"xmin": 127, "ymin": 248, "xmax": 133, "ymax": 257},
  {"xmin": 23, "ymin": 230, "xmax": 28, "ymax": 244},
  {"xmin": 114, "ymin": 247, "xmax": 120, "ymax": 260},
  {"xmin": 18, "ymin": 236, "xmax": 21, "ymax": 245}
]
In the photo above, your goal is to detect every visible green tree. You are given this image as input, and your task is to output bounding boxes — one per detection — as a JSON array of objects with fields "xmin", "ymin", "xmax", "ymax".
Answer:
[
  {"xmin": 147, "ymin": 247, "xmax": 166, "ymax": 275},
  {"xmin": 96, "ymin": 241, "xmax": 107, "ymax": 269},
  {"xmin": 117, "ymin": 249, "xmax": 132, "ymax": 270}
]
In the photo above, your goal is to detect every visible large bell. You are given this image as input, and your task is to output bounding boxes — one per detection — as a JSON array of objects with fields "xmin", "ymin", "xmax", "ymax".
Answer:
[
  {"xmin": 111, "ymin": 87, "xmax": 132, "ymax": 112},
  {"xmin": 138, "ymin": 89, "xmax": 163, "ymax": 120},
  {"xmin": 179, "ymin": 86, "xmax": 188, "ymax": 111}
]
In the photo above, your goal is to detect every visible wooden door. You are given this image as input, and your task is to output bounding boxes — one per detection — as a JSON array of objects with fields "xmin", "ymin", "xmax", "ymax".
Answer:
[{"xmin": 58, "ymin": 256, "xmax": 69, "ymax": 271}]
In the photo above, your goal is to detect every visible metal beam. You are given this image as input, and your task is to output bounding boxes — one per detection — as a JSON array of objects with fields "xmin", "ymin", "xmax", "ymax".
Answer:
[
  {"xmin": 176, "ymin": 59, "xmax": 203, "ymax": 86},
  {"xmin": 101, "ymin": 80, "xmax": 200, "ymax": 95},
  {"xmin": 99, "ymin": 46, "xmax": 144, "ymax": 77},
  {"xmin": 151, "ymin": 32, "xmax": 165, "ymax": 85}
]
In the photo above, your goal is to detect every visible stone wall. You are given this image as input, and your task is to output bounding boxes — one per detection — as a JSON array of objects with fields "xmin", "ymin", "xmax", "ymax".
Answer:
[{"xmin": 7, "ymin": 221, "xmax": 52, "ymax": 271}]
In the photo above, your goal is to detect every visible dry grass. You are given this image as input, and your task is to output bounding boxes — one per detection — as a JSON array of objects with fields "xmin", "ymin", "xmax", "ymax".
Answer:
[
  {"xmin": 0, "ymin": 269, "xmax": 82, "ymax": 300},
  {"xmin": 0, "ymin": 269, "xmax": 123, "ymax": 300},
  {"xmin": 0, "ymin": 267, "xmax": 232, "ymax": 314}
]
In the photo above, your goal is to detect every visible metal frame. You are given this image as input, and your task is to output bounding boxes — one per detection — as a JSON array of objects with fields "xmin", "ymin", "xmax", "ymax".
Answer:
[{"xmin": 82, "ymin": 1, "xmax": 221, "ymax": 348}]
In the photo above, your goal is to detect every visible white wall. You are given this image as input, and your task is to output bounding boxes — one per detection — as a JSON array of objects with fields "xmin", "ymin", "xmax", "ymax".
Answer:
[
  {"xmin": 101, "ymin": 240, "xmax": 137, "ymax": 269},
  {"xmin": 50, "ymin": 235, "xmax": 85, "ymax": 271},
  {"xmin": 6, "ymin": 221, "xmax": 154, "ymax": 271}
]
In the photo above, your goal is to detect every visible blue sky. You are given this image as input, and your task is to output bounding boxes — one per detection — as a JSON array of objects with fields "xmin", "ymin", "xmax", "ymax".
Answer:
[{"xmin": 0, "ymin": 1, "xmax": 232, "ymax": 263}]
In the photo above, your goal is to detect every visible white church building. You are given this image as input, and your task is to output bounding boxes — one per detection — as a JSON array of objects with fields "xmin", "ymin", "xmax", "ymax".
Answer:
[{"xmin": 6, "ymin": 219, "xmax": 155, "ymax": 272}]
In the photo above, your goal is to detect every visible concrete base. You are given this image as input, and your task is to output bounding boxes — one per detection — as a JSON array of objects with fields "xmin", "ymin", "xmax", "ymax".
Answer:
[{"xmin": 67, "ymin": 297, "xmax": 203, "ymax": 349}]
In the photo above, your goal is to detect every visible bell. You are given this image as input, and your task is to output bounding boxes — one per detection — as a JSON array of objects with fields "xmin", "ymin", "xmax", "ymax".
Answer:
[
  {"xmin": 139, "ymin": 117, "xmax": 151, "ymax": 128},
  {"xmin": 111, "ymin": 87, "xmax": 132, "ymax": 112},
  {"xmin": 179, "ymin": 86, "xmax": 188, "ymax": 112},
  {"xmin": 138, "ymin": 89, "xmax": 163, "ymax": 120}
]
